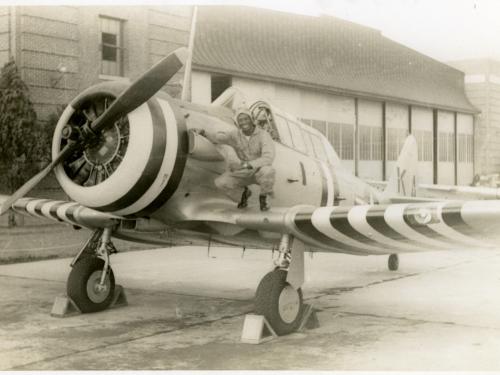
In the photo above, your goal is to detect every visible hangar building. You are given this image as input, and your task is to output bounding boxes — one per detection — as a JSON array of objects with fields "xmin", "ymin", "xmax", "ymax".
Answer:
[
  {"xmin": 191, "ymin": 6, "xmax": 477, "ymax": 185},
  {"xmin": 0, "ymin": 5, "xmax": 477, "ymax": 185}
]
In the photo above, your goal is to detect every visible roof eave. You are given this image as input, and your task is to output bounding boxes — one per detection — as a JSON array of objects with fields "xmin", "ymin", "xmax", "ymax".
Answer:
[{"xmin": 193, "ymin": 63, "xmax": 479, "ymax": 115}]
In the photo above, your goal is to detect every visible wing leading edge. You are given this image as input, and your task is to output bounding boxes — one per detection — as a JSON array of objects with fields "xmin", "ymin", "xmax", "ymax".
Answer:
[{"xmin": 0, "ymin": 195, "xmax": 122, "ymax": 229}]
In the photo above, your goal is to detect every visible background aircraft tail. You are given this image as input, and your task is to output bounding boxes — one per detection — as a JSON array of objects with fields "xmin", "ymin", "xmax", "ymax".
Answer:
[{"xmin": 382, "ymin": 135, "xmax": 418, "ymax": 199}]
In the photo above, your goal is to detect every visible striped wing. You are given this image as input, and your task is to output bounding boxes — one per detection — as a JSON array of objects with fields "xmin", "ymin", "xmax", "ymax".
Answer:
[
  {"xmin": 0, "ymin": 195, "xmax": 122, "ymax": 229},
  {"xmin": 235, "ymin": 200, "xmax": 500, "ymax": 255}
]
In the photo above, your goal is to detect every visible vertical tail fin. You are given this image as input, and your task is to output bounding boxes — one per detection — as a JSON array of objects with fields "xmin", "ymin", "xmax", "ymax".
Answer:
[{"xmin": 383, "ymin": 135, "xmax": 418, "ymax": 198}]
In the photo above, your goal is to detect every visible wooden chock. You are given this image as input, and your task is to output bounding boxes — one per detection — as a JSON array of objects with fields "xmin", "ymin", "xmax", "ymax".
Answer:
[
  {"xmin": 241, "ymin": 314, "xmax": 278, "ymax": 344},
  {"xmin": 50, "ymin": 295, "xmax": 81, "ymax": 317},
  {"xmin": 111, "ymin": 284, "xmax": 128, "ymax": 307},
  {"xmin": 50, "ymin": 284, "xmax": 127, "ymax": 318},
  {"xmin": 298, "ymin": 303, "xmax": 320, "ymax": 331}
]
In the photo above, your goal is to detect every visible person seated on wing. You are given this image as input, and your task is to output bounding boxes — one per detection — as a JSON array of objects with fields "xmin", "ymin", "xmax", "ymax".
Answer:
[{"xmin": 194, "ymin": 107, "xmax": 276, "ymax": 211}]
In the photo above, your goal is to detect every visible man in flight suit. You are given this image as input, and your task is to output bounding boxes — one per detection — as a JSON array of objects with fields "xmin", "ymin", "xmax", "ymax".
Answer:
[{"xmin": 196, "ymin": 108, "xmax": 275, "ymax": 211}]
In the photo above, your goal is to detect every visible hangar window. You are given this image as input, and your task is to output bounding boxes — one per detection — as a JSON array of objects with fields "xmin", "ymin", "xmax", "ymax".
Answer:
[
  {"xmin": 100, "ymin": 16, "xmax": 125, "ymax": 77},
  {"xmin": 327, "ymin": 122, "xmax": 341, "ymax": 156},
  {"xmin": 387, "ymin": 128, "xmax": 409, "ymax": 161},
  {"xmin": 414, "ymin": 130, "xmax": 433, "ymax": 162},
  {"xmin": 438, "ymin": 132, "xmax": 455, "ymax": 162},
  {"xmin": 359, "ymin": 125, "xmax": 382, "ymax": 161},
  {"xmin": 311, "ymin": 120, "xmax": 327, "ymax": 136},
  {"xmin": 340, "ymin": 124, "xmax": 354, "ymax": 160}
]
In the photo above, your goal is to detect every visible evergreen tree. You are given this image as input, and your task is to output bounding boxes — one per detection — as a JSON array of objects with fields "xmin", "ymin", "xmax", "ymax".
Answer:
[
  {"xmin": 0, "ymin": 59, "xmax": 49, "ymax": 226},
  {"xmin": 0, "ymin": 58, "xmax": 42, "ymax": 193}
]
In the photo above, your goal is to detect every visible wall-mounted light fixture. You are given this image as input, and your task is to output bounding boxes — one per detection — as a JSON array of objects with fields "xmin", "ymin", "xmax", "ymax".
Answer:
[{"xmin": 50, "ymin": 63, "xmax": 67, "ymax": 88}]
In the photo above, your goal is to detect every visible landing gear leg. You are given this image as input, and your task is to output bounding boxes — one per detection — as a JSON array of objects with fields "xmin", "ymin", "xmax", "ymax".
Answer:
[
  {"xmin": 67, "ymin": 227, "xmax": 117, "ymax": 313},
  {"xmin": 255, "ymin": 234, "xmax": 305, "ymax": 335},
  {"xmin": 388, "ymin": 253, "xmax": 399, "ymax": 271}
]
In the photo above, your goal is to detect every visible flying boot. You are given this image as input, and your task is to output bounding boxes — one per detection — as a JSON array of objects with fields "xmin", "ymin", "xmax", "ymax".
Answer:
[
  {"xmin": 237, "ymin": 187, "xmax": 252, "ymax": 209},
  {"xmin": 259, "ymin": 194, "xmax": 270, "ymax": 211}
]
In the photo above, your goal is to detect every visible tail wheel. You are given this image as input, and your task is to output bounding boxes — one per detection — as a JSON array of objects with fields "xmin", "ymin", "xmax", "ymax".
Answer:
[
  {"xmin": 255, "ymin": 269, "xmax": 304, "ymax": 335},
  {"xmin": 388, "ymin": 254, "xmax": 399, "ymax": 271},
  {"xmin": 67, "ymin": 256, "xmax": 115, "ymax": 313}
]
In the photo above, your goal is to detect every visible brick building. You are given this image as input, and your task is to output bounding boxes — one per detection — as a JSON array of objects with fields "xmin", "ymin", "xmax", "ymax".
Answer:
[
  {"xmin": 449, "ymin": 59, "xmax": 500, "ymax": 176},
  {"xmin": 0, "ymin": 5, "xmax": 192, "ymax": 120}
]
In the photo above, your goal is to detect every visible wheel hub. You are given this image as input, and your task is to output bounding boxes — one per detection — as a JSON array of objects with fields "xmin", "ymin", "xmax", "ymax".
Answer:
[
  {"xmin": 87, "ymin": 270, "xmax": 111, "ymax": 303},
  {"xmin": 278, "ymin": 285, "xmax": 300, "ymax": 323}
]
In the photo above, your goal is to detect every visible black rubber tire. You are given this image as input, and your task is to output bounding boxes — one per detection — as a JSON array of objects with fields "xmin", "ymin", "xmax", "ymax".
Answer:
[
  {"xmin": 67, "ymin": 256, "xmax": 115, "ymax": 313},
  {"xmin": 388, "ymin": 254, "xmax": 399, "ymax": 271},
  {"xmin": 255, "ymin": 269, "xmax": 304, "ymax": 335}
]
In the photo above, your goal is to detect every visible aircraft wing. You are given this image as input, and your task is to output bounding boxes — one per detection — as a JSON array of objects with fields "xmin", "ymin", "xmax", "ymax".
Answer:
[
  {"xmin": 226, "ymin": 200, "xmax": 500, "ymax": 255},
  {"xmin": 0, "ymin": 195, "xmax": 122, "ymax": 229}
]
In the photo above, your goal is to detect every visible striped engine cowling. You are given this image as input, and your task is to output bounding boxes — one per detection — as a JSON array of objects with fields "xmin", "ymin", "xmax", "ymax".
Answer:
[{"xmin": 52, "ymin": 82, "xmax": 188, "ymax": 217}]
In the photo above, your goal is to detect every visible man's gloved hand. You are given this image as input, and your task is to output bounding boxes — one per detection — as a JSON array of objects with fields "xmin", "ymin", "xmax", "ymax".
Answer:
[
  {"xmin": 240, "ymin": 161, "xmax": 253, "ymax": 170},
  {"xmin": 191, "ymin": 128, "xmax": 206, "ymax": 137},
  {"xmin": 228, "ymin": 161, "xmax": 253, "ymax": 172}
]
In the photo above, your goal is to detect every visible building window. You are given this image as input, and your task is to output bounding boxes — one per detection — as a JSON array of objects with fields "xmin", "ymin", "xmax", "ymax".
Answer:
[
  {"xmin": 438, "ymin": 132, "xmax": 455, "ymax": 162},
  {"xmin": 387, "ymin": 127, "xmax": 408, "ymax": 161},
  {"xmin": 100, "ymin": 16, "xmax": 124, "ymax": 77},
  {"xmin": 414, "ymin": 130, "xmax": 433, "ymax": 162},
  {"xmin": 301, "ymin": 118, "xmax": 354, "ymax": 160},
  {"xmin": 359, "ymin": 125, "xmax": 382, "ymax": 161},
  {"xmin": 458, "ymin": 134, "xmax": 473, "ymax": 163},
  {"xmin": 211, "ymin": 75, "xmax": 232, "ymax": 102}
]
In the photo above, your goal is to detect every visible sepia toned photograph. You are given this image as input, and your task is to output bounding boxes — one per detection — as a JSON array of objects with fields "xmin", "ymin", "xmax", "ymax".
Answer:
[{"xmin": 0, "ymin": 0, "xmax": 500, "ymax": 371}]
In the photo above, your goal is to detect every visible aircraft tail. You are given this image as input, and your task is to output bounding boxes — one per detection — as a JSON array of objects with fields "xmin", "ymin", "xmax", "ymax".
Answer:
[{"xmin": 382, "ymin": 135, "xmax": 418, "ymax": 199}]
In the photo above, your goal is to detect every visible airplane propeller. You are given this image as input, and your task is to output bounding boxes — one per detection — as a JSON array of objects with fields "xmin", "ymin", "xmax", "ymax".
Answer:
[{"xmin": 0, "ymin": 47, "xmax": 188, "ymax": 216}]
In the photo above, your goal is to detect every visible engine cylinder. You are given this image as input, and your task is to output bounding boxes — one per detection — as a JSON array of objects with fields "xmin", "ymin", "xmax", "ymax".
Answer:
[{"xmin": 52, "ymin": 82, "xmax": 187, "ymax": 216}]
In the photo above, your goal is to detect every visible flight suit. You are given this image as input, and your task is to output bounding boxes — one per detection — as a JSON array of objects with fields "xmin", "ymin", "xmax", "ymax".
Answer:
[{"xmin": 206, "ymin": 126, "xmax": 276, "ymax": 202}]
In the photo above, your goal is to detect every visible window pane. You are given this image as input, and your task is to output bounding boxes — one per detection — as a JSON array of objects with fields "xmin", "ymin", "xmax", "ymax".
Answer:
[
  {"xmin": 288, "ymin": 121, "xmax": 308, "ymax": 154},
  {"xmin": 301, "ymin": 129, "xmax": 315, "ymax": 157},
  {"xmin": 341, "ymin": 124, "xmax": 354, "ymax": 160},
  {"xmin": 311, "ymin": 120, "xmax": 326, "ymax": 136},
  {"xmin": 275, "ymin": 115, "xmax": 293, "ymax": 147},
  {"xmin": 100, "ymin": 17, "xmax": 122, "ymax": 76},
  {"xmin": 311, "ymin": 134, "xmax": 327, "ymax": 161}
]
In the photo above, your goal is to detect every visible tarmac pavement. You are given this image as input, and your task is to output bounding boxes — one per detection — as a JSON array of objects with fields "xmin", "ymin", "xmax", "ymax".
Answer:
[{"xmin": 0, "ymin": 245, "xmax": 500, "ymax": 370}]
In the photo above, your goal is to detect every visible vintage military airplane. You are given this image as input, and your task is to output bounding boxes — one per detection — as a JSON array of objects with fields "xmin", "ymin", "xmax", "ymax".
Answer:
[{"xmin": 2, "ymin": 47, "xmax": 500, "ymax": 336}]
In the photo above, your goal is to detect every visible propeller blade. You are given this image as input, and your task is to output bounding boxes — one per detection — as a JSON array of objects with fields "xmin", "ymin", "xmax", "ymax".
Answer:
[
  {"xmin": 0, "ymin": 47, "xmax": 188, "ymax": 215},
  {"xmin": 90, "ymin": 47, "xmax": 188, "ymax": 134},
  {"xmin": 0, "ymin": 143, "xmax": 77, "ymax": 215}
]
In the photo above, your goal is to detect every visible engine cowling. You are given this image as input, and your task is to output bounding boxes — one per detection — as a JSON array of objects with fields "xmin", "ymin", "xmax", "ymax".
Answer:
[{"xmin": 52, "ymin": 82, "xmax": 187, "ymax": 217}]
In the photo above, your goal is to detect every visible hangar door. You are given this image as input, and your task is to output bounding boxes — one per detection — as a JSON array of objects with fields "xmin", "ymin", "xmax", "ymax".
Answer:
[
  {"xmin": 437, "ymin": 110, "xmax": 455, "ymax": 185},
  {"xmin": 457, "ymin": 114, "xmax": 474, "ymax": 185},
  {"xmin": 386, "ymin": 102, "xmax": 409, "ymax": 179},
  {"xmin": 358, "ymin": 99, "xmax": 383, "ymax": 180},
  {"xmin": 411, "ymin": 106, "xmax": 433, "ymax": 184},
  {"xmin": 325, "ymin": 95, "xmax": 356, "ymax": 173}
]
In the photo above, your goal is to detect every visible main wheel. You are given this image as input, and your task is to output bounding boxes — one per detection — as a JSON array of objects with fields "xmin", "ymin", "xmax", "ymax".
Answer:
[
  {"xmin": 67, "ymin": 256, "xmax": 115, "ymax": 313},
  {"xmin": 255, "ymin": 269, "xmax": 304, "ymax": 335},
  {"xmin": 388, "ymin": 254, "xmax": 399, "ymax": 271}
]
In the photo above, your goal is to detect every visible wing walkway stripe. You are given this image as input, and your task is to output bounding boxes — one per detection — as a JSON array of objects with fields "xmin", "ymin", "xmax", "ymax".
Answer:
[
  {"xmin": 348, "ymin": 205, "xmax": 419, "ymax": 251},
  {"xmin": 295, "ymin": 212, "xmax": 369, "ymax": 253},
  {"xmin": 311, "ymin": 207, "xmax": 387, "ymax": 253}
]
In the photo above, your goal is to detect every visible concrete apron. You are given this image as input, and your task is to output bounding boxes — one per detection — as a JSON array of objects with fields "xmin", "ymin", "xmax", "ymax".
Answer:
[{"xmin": 0, "ymin": 246, "xmax": 499, "ymax": 370}]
